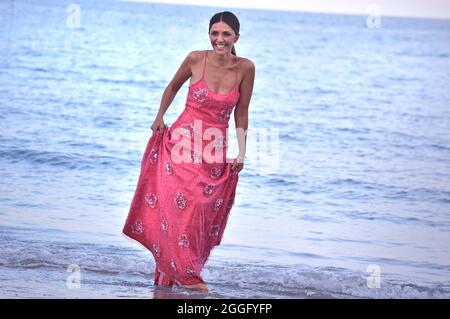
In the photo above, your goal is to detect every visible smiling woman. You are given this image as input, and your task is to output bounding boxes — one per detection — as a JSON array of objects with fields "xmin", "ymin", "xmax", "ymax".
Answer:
[
  {"xmin": 122, "ymin": 10, "xmax": 255, "ymax": 293},
  {"xmin": 209, "ymin": 11, "xmax": 240, "ymax": 56}
]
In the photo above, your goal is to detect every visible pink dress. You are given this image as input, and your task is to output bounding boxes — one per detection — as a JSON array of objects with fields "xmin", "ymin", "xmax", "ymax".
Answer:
[{"xmin": 123, "ymin": 50, "xmax": 241, "ymax": 286}]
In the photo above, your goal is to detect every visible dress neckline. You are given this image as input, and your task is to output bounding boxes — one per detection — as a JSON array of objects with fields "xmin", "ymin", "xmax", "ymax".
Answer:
[
  {"xmin": 190, "ymin": 78, "xmax": 238, "ymax": 96},
  {"xmin": 189, "ymin": 50, "xmax": 240, "ymax": 96}
]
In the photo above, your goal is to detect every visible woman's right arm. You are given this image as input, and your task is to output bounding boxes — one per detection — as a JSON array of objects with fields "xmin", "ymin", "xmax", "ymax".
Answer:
[{"xmin": 152, "ymin": 51, "xmax": 198, "ymax": 134}]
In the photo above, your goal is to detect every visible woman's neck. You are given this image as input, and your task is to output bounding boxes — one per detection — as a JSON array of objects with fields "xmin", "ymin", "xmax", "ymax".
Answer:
[{"xmin": 208, "ymin": 50, "xmax": 236, "ymax": 68}]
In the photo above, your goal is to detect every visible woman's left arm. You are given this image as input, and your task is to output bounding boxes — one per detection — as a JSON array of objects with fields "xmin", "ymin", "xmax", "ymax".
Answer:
[{"xmin": 233, "ymin": 59, "xmax": 255, "ymax": 169}]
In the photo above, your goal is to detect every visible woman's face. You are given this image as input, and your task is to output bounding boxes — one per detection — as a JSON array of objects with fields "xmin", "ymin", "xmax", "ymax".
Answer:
[{"xmin": 209, "ymin": 21, "xmax": 239, "ymax": 56}]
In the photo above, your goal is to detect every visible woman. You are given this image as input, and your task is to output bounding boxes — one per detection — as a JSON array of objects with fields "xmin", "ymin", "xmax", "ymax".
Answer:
[{"xmin": 123, "ymin": 11, "xmax": 255, "ymax": 292}]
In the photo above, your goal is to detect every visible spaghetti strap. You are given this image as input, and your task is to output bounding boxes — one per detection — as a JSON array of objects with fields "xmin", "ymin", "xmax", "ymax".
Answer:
[
  {"xmin": 201, "ymin": 50, "xmax": 208, "ymax": 79},
  {"xmin": 234, "ymin": 56, "xmax": 239, "ymax": 88}
]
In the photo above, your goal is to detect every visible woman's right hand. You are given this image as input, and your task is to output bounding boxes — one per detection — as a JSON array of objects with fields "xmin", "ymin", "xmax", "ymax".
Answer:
[{"xmin": 151, "ymin": 116, "xmax": 165, "ymax": 135}]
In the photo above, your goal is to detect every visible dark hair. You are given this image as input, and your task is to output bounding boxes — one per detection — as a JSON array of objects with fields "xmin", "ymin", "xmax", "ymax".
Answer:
[{"xmin": 209, "ymin": 11, "xmax": 240, "ymax": 56}]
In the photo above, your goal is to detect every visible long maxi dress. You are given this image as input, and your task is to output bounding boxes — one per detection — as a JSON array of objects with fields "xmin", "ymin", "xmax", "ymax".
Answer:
[{"xmin": 123, "ymin": 50, "xmax": 241, "ymax": 286}]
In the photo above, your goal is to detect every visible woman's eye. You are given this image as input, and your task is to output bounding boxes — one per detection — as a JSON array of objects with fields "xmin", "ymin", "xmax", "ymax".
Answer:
[{"xmin": 211, "ymin": 32, "xmax": 232, "ymax": 37}]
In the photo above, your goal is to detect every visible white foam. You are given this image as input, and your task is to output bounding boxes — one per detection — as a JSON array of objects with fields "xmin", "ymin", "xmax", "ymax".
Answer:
[{"xmin": 2, "ymin": 239, "xmax": 449, "ymax": 298}]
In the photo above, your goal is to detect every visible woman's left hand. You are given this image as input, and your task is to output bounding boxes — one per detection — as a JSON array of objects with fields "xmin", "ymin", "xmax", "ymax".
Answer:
[{"xmin": 231, "ymin": 159, "xmax": 244, "ymax": 173}]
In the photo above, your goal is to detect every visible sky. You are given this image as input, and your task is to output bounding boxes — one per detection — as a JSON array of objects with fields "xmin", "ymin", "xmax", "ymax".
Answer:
[{"xmin": 121, "ymin": 0, "xmax": 450, "ymax": 20}]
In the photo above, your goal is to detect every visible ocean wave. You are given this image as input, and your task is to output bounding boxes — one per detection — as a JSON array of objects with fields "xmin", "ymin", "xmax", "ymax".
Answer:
[
  {"xmin": 93, "ymin": 77, "xmax": 161, "ymax": 89},
  {"xmin": 0, "ymin": 147, "xmax": 134, "ymax": 170},
  {"xmin": 1, "ymin": 239, "xmax": 448, "ymax": 298},
  {"xmin": 204, "ymin": 264, "xmax": 450, "ymax": 298},
  {"xmin": 0, "ymin": 240, "xmax": 152, "ymax": 276}
]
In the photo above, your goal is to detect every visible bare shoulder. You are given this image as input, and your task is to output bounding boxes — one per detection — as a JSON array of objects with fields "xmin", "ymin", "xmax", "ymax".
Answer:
[
  {"xmin": 238, "ymin": 57, "xmax": 255, "ymax": 75},
  {"xmin": 237, "ymin": 57, "xmax": 255, "ymax": 82},
  {"xmin": 186, "ymin": 50, "xmax": 205, "ymax": 64}
]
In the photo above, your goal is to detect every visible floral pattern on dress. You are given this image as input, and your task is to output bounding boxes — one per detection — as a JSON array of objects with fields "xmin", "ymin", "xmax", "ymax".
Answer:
[
  {"xmin": 131, "ymin": 220, "xmax": 144, "ymax": 234},
  {"xmin": 144, "ymin": 193, "xmax": 157, "ymax": 208},
  {"xmin": 165, "ymin": 161, "xmax": 173, "ymax": 175},
  {"xmin": 209, "ymin": 225, "xmax": 220, "ymax": 239},
  {"xmin": 149, "ymin": 148, "xmax": 158, "ymax": 164},
  {"xmin": 161, "ymin": 217, "xmax": 169, "ymax": 233},
  {"xmin": 210, "ymin": 167, "xmax": 222, "ymax": 179},
  {"xmin": 218, "ymin": 108, "xmax": 232, "ymax": 121},
  {"xmin": 178, "ymin": 234, "xmax": 190, "ymax": 248},
  {"xmin": 203, "ymin": 183, "xmax": 215, "ymax": 196},
  {"xmin": 192, "ymin": 87, "xmax": 208, "ymax": 103},
  {"xmin": 152, "ymin": 242, "xmax": 161, "ymax": 258},
  {"xmin": 186, "ymin": 268, "xmax": 197, "ymax": 278},
  {"xmin": 174, "ymin": 192, "xmax": 187, "ymax": 209},
  {"xmin": 213, "ymin": 198, "xmax": 224, "ymax": 211}
]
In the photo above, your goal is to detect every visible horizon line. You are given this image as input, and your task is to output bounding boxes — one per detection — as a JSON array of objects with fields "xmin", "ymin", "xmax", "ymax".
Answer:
[{"xmin": 117, "ymin": 0, "xmax": 450, "ymax": 21}]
